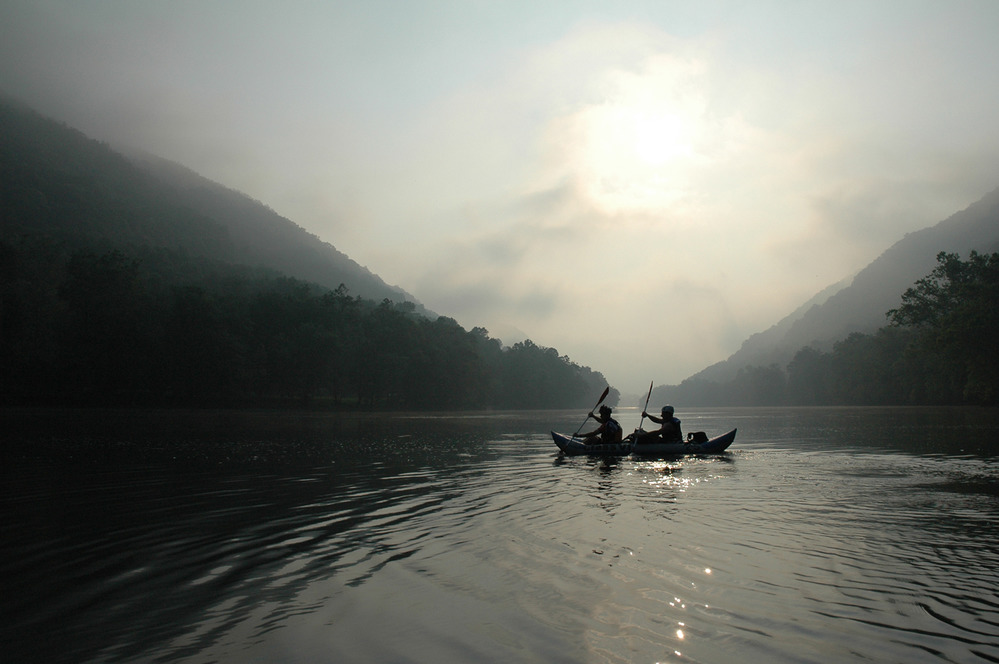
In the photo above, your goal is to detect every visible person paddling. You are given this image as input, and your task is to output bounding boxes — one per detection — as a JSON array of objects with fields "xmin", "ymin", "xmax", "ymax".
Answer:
[
  {"xmin": 632, "ymin": 405, "xmax": 683, "ymax": 445},
  {"xmin": 578, "ymin": 405, "xmax": 623, "ymax": 445}
]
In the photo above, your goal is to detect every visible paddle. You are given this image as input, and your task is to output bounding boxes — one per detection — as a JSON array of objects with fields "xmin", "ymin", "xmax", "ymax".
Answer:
[
  {"xmin": 637, "ymin": 380, "xmax": 654, "ymax": 433},
  {"xmin": 573, "ymin": 386, "xmax": 610, "ymax": 437}
]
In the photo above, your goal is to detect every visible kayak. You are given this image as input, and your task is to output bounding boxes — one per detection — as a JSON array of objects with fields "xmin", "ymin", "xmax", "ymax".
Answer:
[{"xmin": 551, "ymin": 428, "xmax": 737, "ymax": 457}]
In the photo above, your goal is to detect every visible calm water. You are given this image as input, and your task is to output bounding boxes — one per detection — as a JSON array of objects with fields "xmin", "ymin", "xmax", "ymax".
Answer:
[{"xmin": 2, "ymin": 406, "xmax": 999, "ymax": 663}]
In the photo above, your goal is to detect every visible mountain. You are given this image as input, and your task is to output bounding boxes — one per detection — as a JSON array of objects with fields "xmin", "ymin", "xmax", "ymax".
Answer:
[
  {"xmin": 685, "ymin": 186, "xmax": 999, "ymax": 384},
  {"xmin": 0, "ymin": 95, "xmax": 429, "ymax": 311},
  {"xmin": 127, "ymin": 152, "xmax": 433, "ymax": 313},
  {"xmin": 1, "ymin": 95, "xmax": 615, "ymax": 409}
]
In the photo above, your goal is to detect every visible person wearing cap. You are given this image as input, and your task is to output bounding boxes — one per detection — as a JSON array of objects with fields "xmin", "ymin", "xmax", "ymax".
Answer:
[
  {"xmin": 579, "ymin": 404, "xmax": 623, "ymax": 445},
  {"xmin": 634, "ymin": 405, "xmax": 683, "ymax": 445}
]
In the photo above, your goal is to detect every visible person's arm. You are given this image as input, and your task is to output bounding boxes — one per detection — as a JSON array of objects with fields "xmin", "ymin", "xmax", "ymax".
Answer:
[
  {"xmin": 579, "ymin": 414, "xmax": 596, "ymax": 437},
  {"xmin": 580, "ymin": 421, "xmax": 606, "ymax": 438}
]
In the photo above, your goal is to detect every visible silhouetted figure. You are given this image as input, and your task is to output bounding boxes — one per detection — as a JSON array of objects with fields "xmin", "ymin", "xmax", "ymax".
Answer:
[
  {"xmin": 579, "ymin": 405, "xmax": 623, "ymax": 445},
  {"xmin": 630, "ymin": 405, "xmax": 683, "ymax": 445}
]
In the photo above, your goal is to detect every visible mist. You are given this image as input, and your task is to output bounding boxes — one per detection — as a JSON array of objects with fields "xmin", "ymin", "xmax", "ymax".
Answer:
[{"xmin": 3, "ymin": 0, "xmax": 999, "ymax": 391}]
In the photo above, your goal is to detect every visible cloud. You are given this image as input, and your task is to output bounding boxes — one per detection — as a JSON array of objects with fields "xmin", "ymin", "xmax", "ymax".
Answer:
[{"xmin": 389, "ymin": 16, "xmax": 999, "ymax": 388}]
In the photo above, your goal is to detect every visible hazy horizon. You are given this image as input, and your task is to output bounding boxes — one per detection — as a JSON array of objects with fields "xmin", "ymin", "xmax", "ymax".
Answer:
[{"xmin": 3, "ymin": 0, "xmax": 998, "ymax": 392}]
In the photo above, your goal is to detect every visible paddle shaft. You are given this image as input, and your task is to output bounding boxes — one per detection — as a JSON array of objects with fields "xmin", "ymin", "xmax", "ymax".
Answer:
[
  {"xmin": 637, "ymin": 380, "xmax": 653, "ymax": 433},
  {"xmin": 573, "ymin": 386, "xmax": 610, "ymax": 437}
]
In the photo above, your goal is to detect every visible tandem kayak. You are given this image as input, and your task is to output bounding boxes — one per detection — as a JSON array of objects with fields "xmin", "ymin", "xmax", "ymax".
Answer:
[{"xmin": 551, "ymin": 428, "xmax": 737, "ymax": 457}]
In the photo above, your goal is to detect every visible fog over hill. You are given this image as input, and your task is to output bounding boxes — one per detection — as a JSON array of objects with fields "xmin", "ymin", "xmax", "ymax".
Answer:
[
  {"xmin": 5, "ymin": 93, "xmax": 997, "ymax": 402},
  {"xmin": 127, "ymin": 152, "xmax": 435, "ymax": 316},
  {"xmin": 1, "ymin": 95, "xmax": 612, "ymax": 408},
  {"xmin": 686, "ymin": 186, "xmax": 999, "ymax": 385},
  {"xmin": 0, "ymin": 95, "xmax": 428, "ymax": 313}
]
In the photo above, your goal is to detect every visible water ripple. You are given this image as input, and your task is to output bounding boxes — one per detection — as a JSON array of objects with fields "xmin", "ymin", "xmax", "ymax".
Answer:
[{"xmin": 4, "ymin": 411, "xmax": 999, "ymax": 663}]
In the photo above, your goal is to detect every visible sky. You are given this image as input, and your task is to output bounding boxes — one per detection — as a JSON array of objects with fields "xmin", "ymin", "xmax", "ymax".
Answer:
[{"xmin": 3, "ymin": 0, "xmax": 999, "ymax": 394}]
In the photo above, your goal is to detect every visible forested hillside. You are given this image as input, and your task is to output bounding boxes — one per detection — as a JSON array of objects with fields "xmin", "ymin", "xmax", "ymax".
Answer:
[
  {"xmin": 0, "ymin": 94, "xmax": 424, "ymax": 307},
  {"xmin": 0, "ymin": 97, "xmax": 613, "ymax": 409},
  {"xmin": 689, "ymin": 186, "xmax": 999, "ymax": 385},
  {"xmin": 128, "ymin": 152, "xmax": 431, "ymax": 312},
  {"xmin": 656, "ymin": 250, "xmax": 999, "ymax": 406}
]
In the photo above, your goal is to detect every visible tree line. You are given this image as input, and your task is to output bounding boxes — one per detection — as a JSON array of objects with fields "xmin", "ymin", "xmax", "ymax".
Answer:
[
  {"xmin": 656, "ymin": 251, "xmax": 999, "ymax": 406},
  {"xmin": 0, "ymin": 241, "xmax": 611, "ymax": 409}
]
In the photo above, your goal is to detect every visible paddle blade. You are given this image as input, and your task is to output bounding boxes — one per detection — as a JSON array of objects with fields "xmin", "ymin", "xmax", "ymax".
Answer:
[
  {"xmin": 575, "ymin": 386, "xmax": 611, "ymax": 436},
  {"xmin": 595, "ymin": 386, "xmax": 610, "ymax": 406}
]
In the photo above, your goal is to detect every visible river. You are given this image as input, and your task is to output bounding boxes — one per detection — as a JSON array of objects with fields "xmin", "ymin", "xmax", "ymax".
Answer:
[{"xmin": 2, "ymin": 406, "xmax": 998, "ymax": 663}]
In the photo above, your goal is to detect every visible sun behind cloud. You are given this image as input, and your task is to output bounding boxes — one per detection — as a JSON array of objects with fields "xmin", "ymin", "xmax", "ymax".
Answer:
[
  {"xmin": 549, "ymin": 51, "xmax": 740, "ymax": 217},
  {"xmin": 630, "ymin": 108, "xmax": 695, "ymax": 166}
]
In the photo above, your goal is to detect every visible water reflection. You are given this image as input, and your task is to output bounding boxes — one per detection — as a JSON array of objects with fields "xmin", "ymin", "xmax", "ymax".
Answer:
[{"xmin": 3, "ymin": 407, "xmax": 999, "ymax": 663}]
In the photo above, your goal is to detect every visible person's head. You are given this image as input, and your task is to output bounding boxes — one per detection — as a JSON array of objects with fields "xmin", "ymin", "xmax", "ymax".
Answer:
[
  {"xmin": 599, "ymin": 405, "xmax": 612, "ymax": 418},
  {"xmin": 661, "ymin": 405, "xmax": 675, "ymax": 417}
]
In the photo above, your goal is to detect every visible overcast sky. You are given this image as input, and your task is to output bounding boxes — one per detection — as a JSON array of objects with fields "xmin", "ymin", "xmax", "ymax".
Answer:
[{"xmin": 3, "ymin": 1, "xmax": 999, "ymax": 393}]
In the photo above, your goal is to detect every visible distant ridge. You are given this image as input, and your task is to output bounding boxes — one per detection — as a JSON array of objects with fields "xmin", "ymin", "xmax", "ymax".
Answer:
[
  {"xmin": 0, "ymin": 95, "xmax": 430, "ymax": 313},
  {"xmin": 686, "ymin": 186, "xmax": 999, "ymax": 384},
  {"xmin": 127, "ymin": 152, "xmax": 432, "ymax": 313},
  {"xmin": 1, "ymin": 94, "xmax": 615, "ymax": 409}
]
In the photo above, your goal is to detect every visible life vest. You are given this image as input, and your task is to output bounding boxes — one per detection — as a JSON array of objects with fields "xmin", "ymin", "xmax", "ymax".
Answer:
[
  {"xmin": 664, "ymin": 417, "xmax": 682, "ymax": 442},
  {"xmin": 602, "ymin": 417, "xmax": 622, "ymax": 443}
]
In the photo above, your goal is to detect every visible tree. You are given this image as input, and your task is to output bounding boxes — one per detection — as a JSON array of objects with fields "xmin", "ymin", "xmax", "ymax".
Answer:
[
  {"xmin": 826, "ymin": 330, "xmax": 911, "ymax": 405},
  {"xmin": 58, "ymin": 250, "xmax": 156, "ymax": 401},
  {"xmin": 786, "ymin": 347, "xmax": 832, "ymax": 405},
  {"xmin": 728, "ymin": 364, "xmax": 786, "ymax": 405},
  {"xmin": 888, "ymin": 251, "xmax": 999, "ymax": 403}
]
